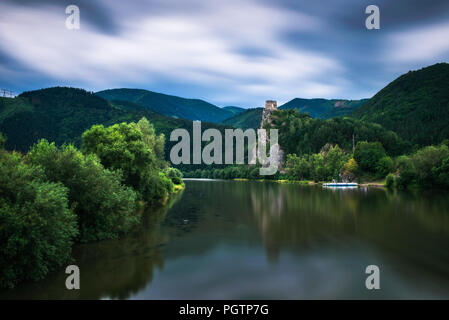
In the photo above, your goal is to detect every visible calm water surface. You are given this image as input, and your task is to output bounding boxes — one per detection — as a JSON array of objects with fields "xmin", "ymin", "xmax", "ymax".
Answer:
[{"xmin": 2, "ymin": 179, "xmax": 449, "ymax": 299}]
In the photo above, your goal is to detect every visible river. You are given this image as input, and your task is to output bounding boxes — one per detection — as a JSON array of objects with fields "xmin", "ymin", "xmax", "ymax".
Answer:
[{"xmin": 2, "ymin": 179, "xmax": 449, "ymax": 299}]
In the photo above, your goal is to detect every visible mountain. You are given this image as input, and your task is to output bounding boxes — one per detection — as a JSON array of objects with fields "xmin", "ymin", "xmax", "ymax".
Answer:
[
  {"xmin": 351, "ymin": 63, "xmax": 449, "ymax": 146},
  {"xmin": 0, "ymin": 87, "xmax": 228, "ymax": 154},
  {"xmin": 222, "ymin": 108, "xmax": 263, "ymax": 130},
  {"xmin": 222, "ymin": 106, "xmax": 246, "ymax": 116},
  {"xmin": 279, "ymin": 98, "xmax": 367, "ymax": 118},
  {"xmin": 96, "ymin": 88, "xmax": 235, "ymax": 123}
]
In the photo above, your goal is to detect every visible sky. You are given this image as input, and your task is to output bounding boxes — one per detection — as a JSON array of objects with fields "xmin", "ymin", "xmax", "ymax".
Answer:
[{"xmin": 0, "ymin": 0, "xmax": 449, "ymax": 108}]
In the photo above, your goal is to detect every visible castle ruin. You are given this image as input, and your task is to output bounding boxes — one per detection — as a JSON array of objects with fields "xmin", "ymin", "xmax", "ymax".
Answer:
[
  {"xmin": 261, "ymin": 100, "xmax": 278, "ymax": 127},
  {"xmin": 259, "ymin": 100, "xmax": 284, "ymax": 173}
]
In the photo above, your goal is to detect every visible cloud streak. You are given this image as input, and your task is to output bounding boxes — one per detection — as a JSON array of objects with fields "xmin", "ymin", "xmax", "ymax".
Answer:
[{"xmin": 0, "ymin": 0, "xmax": 448, "ymax": 106}]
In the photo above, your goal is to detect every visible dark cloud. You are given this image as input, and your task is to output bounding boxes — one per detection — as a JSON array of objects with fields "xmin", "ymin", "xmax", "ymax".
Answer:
[
  {"xmin": 0, "ymin": 0, "xmax": 448, "ymax": 105},
  {"xmin": 2, "ymin": 0, "xmax": 118, "ymax": 34}
]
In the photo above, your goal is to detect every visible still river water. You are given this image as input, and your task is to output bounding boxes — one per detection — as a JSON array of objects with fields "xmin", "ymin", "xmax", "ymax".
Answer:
[{"xmin": 2, "ymin": 179, "xmax": 449, "ymax": 299}]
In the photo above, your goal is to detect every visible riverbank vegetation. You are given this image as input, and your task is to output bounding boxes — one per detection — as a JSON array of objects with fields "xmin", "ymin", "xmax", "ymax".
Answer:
[
  {"xmin": 183, "ymin": 110, "xmax": 449, "ymax": 190},
  {"xmin": 0, "ymin": 118, "xmax": 183, "ymax": 289}
]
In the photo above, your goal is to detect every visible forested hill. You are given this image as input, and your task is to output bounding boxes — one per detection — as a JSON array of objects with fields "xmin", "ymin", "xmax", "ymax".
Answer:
[
  {"xmin": 222, "ymin": 106, "xmax": 246, "ymax": 116},
  {"xmin": 0, "ymin": 87, "xmax": 228, "ymax": 154},
  {"xmin": 279, "ymin": 98, "xmax": 367, "ymax": 118},
  {"xmin": 351, "ymin": 63, "xmax": 449, "ymax": 147},
  {"xmin": 96, "ymin": 88, "xmax": 236, "ymax": 123},
  {"xmin": 267, "ymin": 109, "xmax": 410, "ymax": 157},
  {"xmin": 222, "ymin": 108, "xmax": 263, "ymax": 129}
]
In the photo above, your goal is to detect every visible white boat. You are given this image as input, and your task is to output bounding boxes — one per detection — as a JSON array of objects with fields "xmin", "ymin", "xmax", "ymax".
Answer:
[{"xmin": 323, "ymin": 182, "xmax": 358, "ymax": 187}]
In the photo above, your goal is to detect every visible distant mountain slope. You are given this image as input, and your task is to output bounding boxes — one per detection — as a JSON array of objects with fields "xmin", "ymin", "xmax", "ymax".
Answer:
[
  {"xmin": 0, "ymin": 87, "xmax": 228, "ymax": 154},
  {"xmin": 222, "ymin": 106, "xmax": 245, "ymax": 116},
  {"xmin": 351, "ymin": 63, "xmax": 449, "ymax": 146},
  {"xmin": 222, "ymin": 108, "xmax": 263, "ymax": 130},
  {"xmin": 96, "ymin": 88, "xmax": 235, "ymax": 123},
  {"xmin": 279, "ymin": 98, "xmax": 367, "ymax": 118}
]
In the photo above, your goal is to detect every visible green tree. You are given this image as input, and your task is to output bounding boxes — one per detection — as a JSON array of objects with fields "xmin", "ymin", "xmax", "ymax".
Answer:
[
  {"xmin": 0, "ymin": 133, "xmax": 5, "ymax": 149},
  {"xmin": 432, "ymin": 156, "xmax": 449, "ymax": 188},
  {"xmin": 163, "ymin": 167, "xmax": 183, "ymax": 185},
  {"xmin": 28, "ymin": 140, "xmax": 139, "ymax": 242},
  {"xmin": 312, "ymin": 153, "xmax": 326, "ymax": 182},
  {"xmin": 412, "ymin": 145, "xmax": 449, "ymax": 186},
  {"xmin": 354, "ymin": 141, "xmax": 387, "ymax": 173},
  {"xmin": 385, "ymin": 173, "xmax": 396, "ymax": 189},
  {"xmin": 81, "ymin": 120, "xmax": 173, "ymax": 203},
  {"xmin": 396, "ymin": 155, "xmax": 417, "ymax": 188},
  {"xmin": 324, "ymin": 145, "xmax": 346, "ymax": 180},
  {"xmin": 342, "ymin": 158, "xmax": 359, "ymax": 182},
  {"xmin": 376, "ymin": 156, "xmax": 394, "ymax": 178},
  {"xmin": 137, "ymin": 117, "xmax": 166, "ymax": 166},
  {"xmin": 0, "ymin": 151, "xmax": 77, "ymax": 288}
]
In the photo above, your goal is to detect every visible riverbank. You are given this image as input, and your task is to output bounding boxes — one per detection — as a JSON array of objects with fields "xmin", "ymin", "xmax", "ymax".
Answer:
[{"xmin": 232, "ymin": 178, "xmax": 386, "ymax": 188}]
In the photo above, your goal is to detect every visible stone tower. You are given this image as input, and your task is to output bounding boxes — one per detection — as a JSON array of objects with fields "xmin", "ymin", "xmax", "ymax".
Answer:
[
  {"xmin": 261, "ymin": 100, "xmax": 277, "ymax": 127},
  {"xmin": 265, "ymin": 100, "xmax": 277, "ymax": 111},
  {"xmin": 259, "ymin": 100, "xmax": 284, "ymax": 172}
]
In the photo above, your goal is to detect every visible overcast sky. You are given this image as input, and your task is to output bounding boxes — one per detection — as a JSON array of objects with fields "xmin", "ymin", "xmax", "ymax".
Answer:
[{"xmin": 1, "ymin": 0, "xmax": 449, "ymax": 107}]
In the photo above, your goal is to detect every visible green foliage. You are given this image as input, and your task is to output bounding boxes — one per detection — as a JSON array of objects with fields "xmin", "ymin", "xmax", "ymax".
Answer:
[
  {"xmin": 97, "ymin": 88, "xmax": 235, "ymax": 123},
  {"xmin": 81, "ymin": 119, "xmax": 174, "ymax": 204},
  {"xmin": 269, "ymin": 109, "xmax": 408, "ymax": 158},
  {"xmin": 385, "ymin": 173, "xmax": 396, "ymax": 189},
  {"xmin": 352, "ymin": 63, "xmax": 449, "ymax": 146},
  {"xmin": 0, "ymin": 87, "xmax": 230, "ymax": 160},
  {"xmin": 376, "ymin": 156, "xmax": 394, "ymax": 178},
  {"xmin": 396, "ymin": 155, "xmax": 417, "ymax": 188},
  {"xmin": 324, "ymin": 145, "xmax": 347, "ymax": 180},
  {"xmin": 342, "ymin": 158, "xmax": 359, "ymax": 181},
  {"xmin": 280, "ymin": 98, "xmax": 367, "ymax": 119},
  {"xmin": 28, "ymin": 140, "xmax": 139, "ymax": 242},
  {"xmin": 137, "ymin": 117, "xmax": 166, "ymax": 165},
  {"xmin": 432, "ymin": 157, "xmax": 449, "ymax": 188},
  {"xmin": 222, "ymin": 106, "xmax": 245, "ymax": 116},
  {"xmin": 0, "ymin": 132, "xmax": 5, "ymax": 149},
  {"xmin": 286, "ymin": 154, "xmax": 311, "ymax": 180},
  {"xmin": 354, "ymin": 141, "xmax": 387, "ymax": 173},
  {"xmin": 0, "ymin": 151, "xmax": 77, "ymax": 288},
  {"xmin": 411, "ymin": 145, "xmax": 449, "ymax": 186},
  {"xmin": 164, "ymin": 167, "xmax": 183, "ymax": 185},
  {"xmin": 222, "ymin": 108, "xmax": 264, "ymax": 130}
]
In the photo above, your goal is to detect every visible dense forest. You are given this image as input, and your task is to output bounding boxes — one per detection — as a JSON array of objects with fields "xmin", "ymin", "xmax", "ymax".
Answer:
[
  {"xmin": 352, "ymin": 63, "xmax": 449, "ymax": 147},
  {"xmin": 222, "ymin": 108, "xmax": 263, "ymax": 130},
  {"xmin": 0, "ymin": 87, "xmax": 231, "ymax": 160},
  {"xmin": 0, "ymin": 118, "xmax": 183, "ymax": 289},
  {"xmin": 96, "ymin": 88, "xmax": 236, "ymax": 123},
  {"xmin": 184, "ymin": 107, "xmax": 449, "ymax": 190},
  {"xmin": 279, "ymin": 97, "xmax": 367, "ymax": 118},
  {"xmin": 2, "ymin": 62, "xmax": 449, "ymax": 288}
]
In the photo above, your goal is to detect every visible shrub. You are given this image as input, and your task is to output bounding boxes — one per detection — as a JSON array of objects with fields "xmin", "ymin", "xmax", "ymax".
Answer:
[
  {"xmin": 0, "ymin": 151, "xmax": 77, "ymax": 288},
  {"xmin": 28, "ymin": 140, "xmax": 139, "ymax": 242},
  {"xmin": 164, "ymin": 167, "xmax": 183, "ymax": 185},
  {"xmin": 354, "ymin": 141, "xmax": 387, "ymax": 173},
  {"xmin": 376, "ymin": 156, "xmax": 394, "ymax": 178},
  {"xmin": 396, "ymin": 155, "xmax": 417, "ymax": 188},
  {"xmin": 385, "ymin": 173, "xmax": 396, "ymax": 189}
]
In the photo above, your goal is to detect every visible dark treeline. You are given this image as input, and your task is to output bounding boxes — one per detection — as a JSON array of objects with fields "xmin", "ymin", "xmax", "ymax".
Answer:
[
  {"xmin": 184, "ymin": 109, "xmax": 449, "ymax": 190},
  {"xmin": 0, "ymin": 118, "xmax": 183, "ymax": 289}
]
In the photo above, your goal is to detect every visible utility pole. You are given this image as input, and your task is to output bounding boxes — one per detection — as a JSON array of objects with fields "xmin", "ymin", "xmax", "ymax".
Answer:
[{"xmin": 352, "ymin": 133, "xmax": 355, "ymax": 154}]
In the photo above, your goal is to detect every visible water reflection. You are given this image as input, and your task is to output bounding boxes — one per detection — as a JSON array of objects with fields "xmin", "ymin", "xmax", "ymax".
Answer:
[
  {"xmin": 3, "ymin": 180, "xmax": 449, "ymax": 299},
  {"xmin": 0, "ymin": 191, "xmax": 184, "ymax": 299}
]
